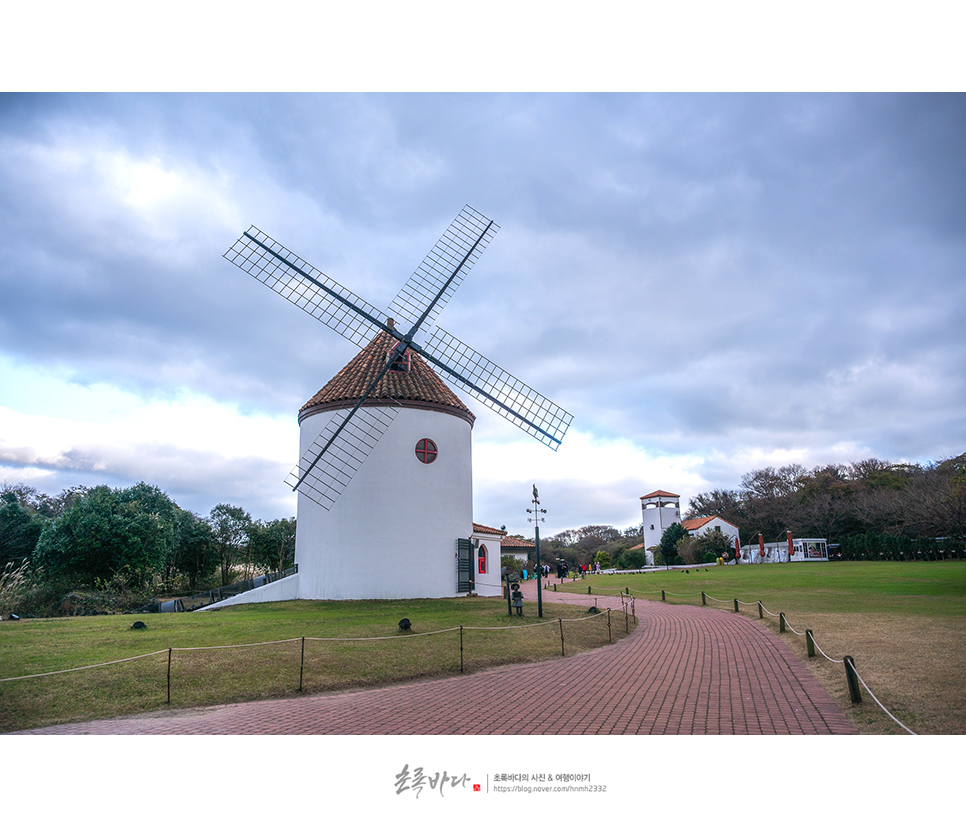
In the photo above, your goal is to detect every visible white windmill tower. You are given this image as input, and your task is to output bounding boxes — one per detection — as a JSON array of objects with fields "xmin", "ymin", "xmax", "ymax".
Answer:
[{"xmin": 210, "ymin": 206, "xmax": 572, "ymax": 604}]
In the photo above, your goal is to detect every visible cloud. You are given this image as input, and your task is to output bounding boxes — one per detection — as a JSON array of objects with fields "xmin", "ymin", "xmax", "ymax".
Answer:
[{"xmin": 1, "ymin": 93, "xmax": 964, "ymax": 534}]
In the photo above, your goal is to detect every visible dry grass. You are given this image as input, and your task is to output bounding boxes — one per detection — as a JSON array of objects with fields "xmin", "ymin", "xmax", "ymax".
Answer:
[{"xmin": 758, "ymin": 610, "xmax": 966, "ymax": 735}]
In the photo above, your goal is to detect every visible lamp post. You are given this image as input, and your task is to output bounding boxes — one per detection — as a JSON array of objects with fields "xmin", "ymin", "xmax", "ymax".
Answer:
[{"xmin": 527, "ymin": 484, "xmax": 546, "ymax": 618}]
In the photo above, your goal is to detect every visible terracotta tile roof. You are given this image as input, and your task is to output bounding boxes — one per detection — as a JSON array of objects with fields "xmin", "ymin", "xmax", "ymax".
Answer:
[
  {"xmin": 501, "ymin": 537, "xmax": 535, "ymax": 549},
  {"xmin": 682, "ymin": 515, "xmax": 738, "ymax": 531},
  {"xmin": 473, "ymin": 523, "xmax": 505, "ymax": 536},
  {"xmin": 640, "ymin": 489, "xmax": 680, "ymax": 499},
  {"xmin": 300, "ymin": 327, "xmax": 475, "ymax": 425}
]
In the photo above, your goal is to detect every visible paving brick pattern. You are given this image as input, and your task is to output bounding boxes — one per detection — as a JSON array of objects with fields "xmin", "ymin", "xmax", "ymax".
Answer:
[{"xmin": 17, "ymin": 583, "xmax": 856, "ymax": 735}]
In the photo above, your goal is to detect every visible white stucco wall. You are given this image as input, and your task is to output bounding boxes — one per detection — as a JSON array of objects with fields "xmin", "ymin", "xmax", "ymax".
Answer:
[
  {"xmin": 295, "ymin": 404, "xmax": 473, "ymax": 599},
  {"xmin": 689, "ymin": 518, "xmax": 740, "ymax": 545},
  {"xmin": 642, "ymin": 497, "xmax": 681, "ymax": 551}
]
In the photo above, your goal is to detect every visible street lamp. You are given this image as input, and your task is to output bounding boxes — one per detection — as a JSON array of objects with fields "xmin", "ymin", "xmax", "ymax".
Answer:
[{"xmin": 526, "ymin": 484, "xmax": 547, "ymax": 618}]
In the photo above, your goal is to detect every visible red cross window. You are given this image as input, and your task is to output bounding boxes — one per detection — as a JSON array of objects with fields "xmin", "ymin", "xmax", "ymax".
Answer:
[{"xmin": 415, "ymin": 438, "xmax": 438, "ymax": 464}]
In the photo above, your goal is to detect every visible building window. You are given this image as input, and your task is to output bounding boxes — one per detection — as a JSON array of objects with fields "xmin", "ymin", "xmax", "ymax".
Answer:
[
  {"xmin": 388, "ymin": 343, "xmax": 411, "ymax": 372},
  {"xmin": 478, "ymin": 545, "xmax": 487, "ymax": 575},
  {"xmin": 415, "ymin": 438, "xmax": 438, "ymax": 464}
]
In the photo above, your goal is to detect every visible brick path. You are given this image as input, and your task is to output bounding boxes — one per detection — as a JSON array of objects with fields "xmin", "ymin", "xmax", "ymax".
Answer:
[{"xmin": 16, "ymin": 582, "xmax": 855, "ymax": 735}]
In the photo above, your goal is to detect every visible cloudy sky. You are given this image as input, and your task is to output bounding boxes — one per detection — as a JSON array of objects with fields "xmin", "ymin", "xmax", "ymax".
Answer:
[{"xmin": 1, "ymin": 90, "xmax": 964, "ymax": 537}]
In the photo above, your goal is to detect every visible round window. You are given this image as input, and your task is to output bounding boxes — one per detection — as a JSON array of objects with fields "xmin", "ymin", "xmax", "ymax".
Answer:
[{"xmin": 415, "ymin": 438, "xmax": 438, "ymax": 464}]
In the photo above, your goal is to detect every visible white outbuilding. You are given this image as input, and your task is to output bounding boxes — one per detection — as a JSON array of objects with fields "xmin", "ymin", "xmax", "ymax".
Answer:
[{"xmin": 206, "ymin": 326, "xmax": 503, "ymax": 606}]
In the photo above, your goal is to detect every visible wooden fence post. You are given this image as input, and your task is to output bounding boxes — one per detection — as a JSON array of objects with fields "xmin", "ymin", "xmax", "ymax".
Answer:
[
  {"xmin": 702, "ymin": 592, "xmax": 706, "ymax": 605},
  {"xmin": 167, "ymin": 647, "xmax": 172, "ymax": 705},
  {"xmin": 758, "ymin": 601, "xmax": 763, "ymax": 619},
  {"xmin": 299, "ymin": 636, "xmax": 305, "ymax": 691},
  {"xmin": 779, "ymin": 612, "xmax": 786, "ymax": 633},
  {"xmin": 806, "ymin": 629, "xmax": 815, "ymax": 658},
  {"xmin": 844, "ymin": 656, "xmax": 862, "ymax": 703},
  {"xmin": 558, "ymin": 619, "xmax": 565, "ymax": 656},
  {"xmin": 733, "ymin": 598, "xmax": 739, "ymax": 612}
]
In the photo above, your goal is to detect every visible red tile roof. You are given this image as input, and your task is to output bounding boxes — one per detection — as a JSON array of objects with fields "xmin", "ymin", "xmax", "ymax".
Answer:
[
  {"xmin": 473, "ymin": 523, "xmax": 505, "ymax": 536},
  {"xmin": 300, "ymin": 328, "xmax": 475, "ymax": 425},
  {"xmin": 682, "ymin": 515, "xmax": 738, "ymax": 531},
  {"xmin": 501, "ymin": 536, "xmax": 535, "ymax": 550},
  {"xmin": 640, "ymin": 489, "xmax": 680, "ymax": 500}
]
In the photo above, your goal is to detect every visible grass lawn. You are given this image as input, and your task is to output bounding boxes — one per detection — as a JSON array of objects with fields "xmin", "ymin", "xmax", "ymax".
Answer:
[
  {"xmin": 0, "ymin": 596, "xmax": 628, "ymax": 733},
  {"xmin": 553, "ymin": 560, "xmax": 966, "ymax": 734}
]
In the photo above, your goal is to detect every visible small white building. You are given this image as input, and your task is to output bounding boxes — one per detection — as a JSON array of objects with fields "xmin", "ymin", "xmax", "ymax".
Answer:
[
  {"xmin": 682, "ymin": 515, "xmax": 740, "ymax": 545},
  {"xmin": 470, "ymin": 523, "xmax": 504, "ymax": 597},
  {"xmin": 740, "ymin": 538, "xmax": 828, "ymax": 563}
]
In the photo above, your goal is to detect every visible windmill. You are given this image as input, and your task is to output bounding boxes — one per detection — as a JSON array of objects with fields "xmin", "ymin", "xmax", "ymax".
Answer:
[{"xmin": 224, "ymin": 205, "xmax": 573, "ymax": 510}]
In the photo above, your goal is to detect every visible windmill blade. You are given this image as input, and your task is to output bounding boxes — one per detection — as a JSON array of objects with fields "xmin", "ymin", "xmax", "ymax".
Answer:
[
  {"xmin": 224, "ymin": 226, "xmax": 391, "ymax": 350},
  {"xmin": 285, "ymin": 401, "xmax": 401, "ymax": 510},
  {"xmin": 417, "ymin": 328, "xmax": 573, "ymax": 451},
  {"xmin": 389, "ymin": 205, "xmax": 499, "ymax": 336}
]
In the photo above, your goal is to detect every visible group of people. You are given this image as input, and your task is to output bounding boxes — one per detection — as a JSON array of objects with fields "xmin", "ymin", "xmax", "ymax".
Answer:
[{"xmin": 520, "ymin": 560, "xmax": 604, "ymax": 581}]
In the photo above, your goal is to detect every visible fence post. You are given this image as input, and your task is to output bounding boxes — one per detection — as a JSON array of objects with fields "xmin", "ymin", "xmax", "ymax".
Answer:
[
  {"xmin": 844, "ymin": 656, "xmax": 862, "ymax": 703},
  {"xmin": 733, "ymin": 598, "xmax": 739, "ymax": 613},
  {"xmin": 588, "ymin": 585, "xmax": 591, "ymax": 594},
  {"xmin": 661, "ymin": 590, "xmax": 666, "ymax": 601},
  {"xmin": 558, "ymin": 618, "xmax": 566, "ymax": 656},
  {"xmin": 460, "ymin": 626, "xmax": 464, "ymax": 674},
  {"xmin": 779, "ymin": 612, "xmax": 786, "ymax": 633},
  {"xmin": 806, "ymin": 629, "xmax": 815, "ymax": 658},
  {"xmin": 299, "ymin": 636, "xmax": 305, "ymax": 692},
  {"xmin": 758, "ymin": 601, "xmax": 763, "ymax": 619},
  {"xmin": 167, "ymin": 647, "xmax": 172, "ymax": 705},
  {"xmin": 607, "ymin": 608, "xmax": 612, "ymax": 643},
  {"xmin": 702, "ymin": 591, "xmax": 706, "ymax": 605}
]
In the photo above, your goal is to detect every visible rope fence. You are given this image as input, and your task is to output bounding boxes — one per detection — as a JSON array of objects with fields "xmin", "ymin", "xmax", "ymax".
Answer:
[
  {"xmin": 1, "ymin": 608, "xmax": 632, "ymax": 717},
  {"xmin": 645, "ymin": 587, "xmax": 917, "ymax": 734}
]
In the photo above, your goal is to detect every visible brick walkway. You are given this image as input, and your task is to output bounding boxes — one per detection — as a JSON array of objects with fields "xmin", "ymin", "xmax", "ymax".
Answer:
[{"xmin": 16, "ymin": 582, "xmax": 855, "ymax": 735}]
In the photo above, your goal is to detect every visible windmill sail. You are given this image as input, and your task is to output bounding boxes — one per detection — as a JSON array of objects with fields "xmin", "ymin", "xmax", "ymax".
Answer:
[
  {"xmin": 224, "ymin": 226, "xmax": 390, "ymax": 350},
  {"xmin": 420, "ymin": 328, "xmax": 572, "ymax": 450},
  {"xmin": 389, "ymin": 205, "xmax": 500, "ymax": 336},
  {"xmin": 285, "ymin": 400, "xmax": 400, "ymax": 511}
]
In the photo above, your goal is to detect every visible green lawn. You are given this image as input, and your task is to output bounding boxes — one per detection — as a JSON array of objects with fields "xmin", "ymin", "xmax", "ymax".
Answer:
[
  {"xmin": 0, "ymin": 596, "xmax": 628, "ymax": 733},
  {"xmin": 555, "ymin": 560, "xmax": 966, "ymax": 617}
]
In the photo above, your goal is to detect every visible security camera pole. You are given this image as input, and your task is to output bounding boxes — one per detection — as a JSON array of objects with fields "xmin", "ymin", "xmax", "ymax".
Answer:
[{"xmin": 527, "ymin": 484, "xmax": 547, "ymax": 618}]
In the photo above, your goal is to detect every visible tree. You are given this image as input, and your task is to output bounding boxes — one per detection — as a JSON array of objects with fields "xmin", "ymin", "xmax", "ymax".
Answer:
[
  {"xmin": 658, "ymin": 522, "xmax": 688, "ymax": 566},
  {"xmin": 33, "ymin": 483, "xmax": 178, "ymax": 586},
  {"xmin": 248, "ymin": 517, "xmax": 296, "ymax": 574},
  {"xmin": 686, "ymin": 489, "xmax": 743, "ymax": 522},
  {"xmin": 208, "ymin": 503, "xmax": 252, "ymax": 585},
  {"xmin": 693, "ymin": 529, "xmax": 735, "ymax": 563},
  {"xmin": 171, "ymin": 510, "xmax": 218, "ymax": 588},
  {"xmin": 0, "ymin": 491, "xmax": 46, "ymax": 569}
]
